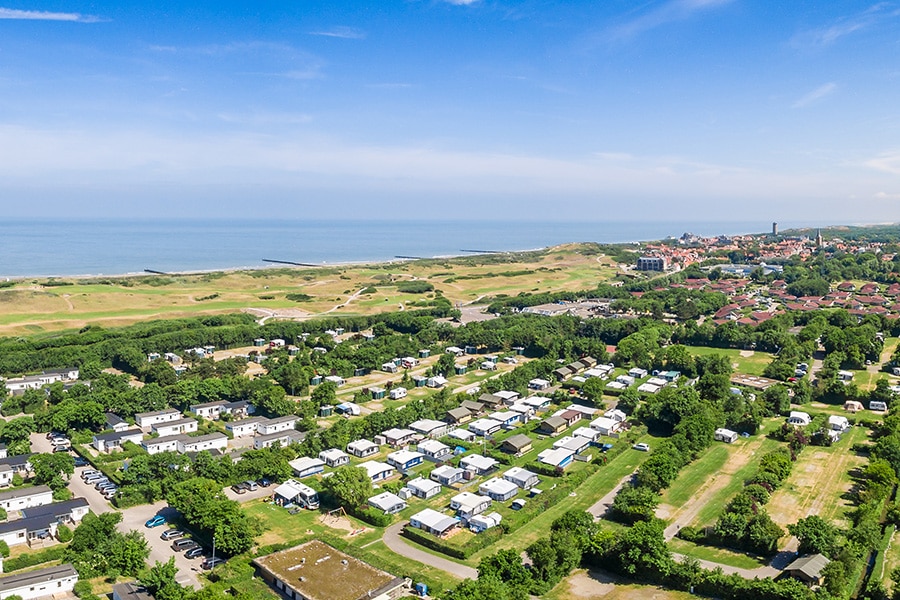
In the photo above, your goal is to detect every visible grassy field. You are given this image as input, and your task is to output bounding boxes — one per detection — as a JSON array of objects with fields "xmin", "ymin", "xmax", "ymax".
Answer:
[
  {"xmin": 0, "ymin": 244, "xmax": 618, "ymax": 336},
  {"xmin": 766, "ymin": 425, "xmax": 869, "ymax": 529},
  {"xmin": 668, "ymin": 538, "xmax": 765, "ymax": 570},
  {"xmin": 683, "ymin": 345, "xmax": 773, "ymax": 376},
  {"xmin": 547, "ymin": 569, "xmax": 697, "ymax": 600}
]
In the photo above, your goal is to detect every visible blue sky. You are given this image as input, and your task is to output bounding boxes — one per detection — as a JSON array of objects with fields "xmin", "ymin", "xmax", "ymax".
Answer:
[{"xmin": 1, "ymin": 0, "xmax": 899, "ymax": 222}]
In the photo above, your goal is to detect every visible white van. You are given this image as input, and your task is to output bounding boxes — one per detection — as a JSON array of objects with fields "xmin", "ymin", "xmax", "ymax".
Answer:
[{"xmin": 870, "ymin": 401, "xmax": 888, "ymax": 412}]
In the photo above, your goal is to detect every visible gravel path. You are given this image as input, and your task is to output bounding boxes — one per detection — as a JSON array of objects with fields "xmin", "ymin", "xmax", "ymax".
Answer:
[{"xmin": 382, "ymin": 521, "xmax": 477, "ymax": 580}]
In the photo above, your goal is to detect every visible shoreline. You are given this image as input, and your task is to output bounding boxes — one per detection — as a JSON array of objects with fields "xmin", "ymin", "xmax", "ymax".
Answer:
[{"xmin": 3, "ymin": 247, "xmax": 555, "ymax": 283}]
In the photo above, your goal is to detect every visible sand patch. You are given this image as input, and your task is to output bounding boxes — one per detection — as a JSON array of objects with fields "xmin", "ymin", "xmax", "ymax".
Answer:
[
  {"xmin": 739, "ymin": 350, "xmax": 755, "ymax": 357},
  {"xmin": 319, "ymin": 514, "xmax": 368, "ymax": 536}
]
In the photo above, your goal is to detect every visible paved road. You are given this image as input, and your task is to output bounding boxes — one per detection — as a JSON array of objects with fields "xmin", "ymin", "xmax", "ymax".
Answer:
[
  {"xmin": 119, "ymin": 500, "xmax": 203, "ymax": 588},
  {"xmin": 382, "ymin": 521, "xmax": 477, "ymax": 581}
]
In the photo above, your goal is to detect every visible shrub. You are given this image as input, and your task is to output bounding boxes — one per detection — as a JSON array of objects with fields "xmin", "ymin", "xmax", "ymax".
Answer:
[
  {"xmin": 56, "ymin": 524, "xmax": 73, "ymax": 543},
  {"xmin": 286, "ymin": 293, "xmax": 313, "ymax": 302},
  {"xmin": 396, "ymin": 281, "xmax": 435, "ymax": 294},
  {"xmin": 0, "ymin": 540, "xmax": 9, "ymax": 558}
]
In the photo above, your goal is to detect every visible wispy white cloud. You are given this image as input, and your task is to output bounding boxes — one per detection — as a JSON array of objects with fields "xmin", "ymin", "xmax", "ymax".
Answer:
[
  {"xmin": 791, "ymin": 3, "xmax": 900, "ymax": 48},
  {"xmin": 606, "ymin": 0, "xmax": 733, "ymax": 41},
  {"xmin": 792, "ymin": 82, "xmax": 837, "ymax": 108},
  {"xmin": 874, "ymin": 191, "xmax": 900, "ymax": 200},
  {"xmin": 366, "ymin": 82, "xmax": 415, "ymax": 89},
  {"xmin": 442, "ymin": 0, "xmax": 480, "ymax": 5},
  {"xmin": 866, "ymin": 152, "xmax": 900, "ymax": 175},
  {"xmin": 0, "ymin": 7, "xmax": 102, "ymax": 22},
  {"xmin": 308, "ymin": 26, "xmax": 365, "ymax": 39}
]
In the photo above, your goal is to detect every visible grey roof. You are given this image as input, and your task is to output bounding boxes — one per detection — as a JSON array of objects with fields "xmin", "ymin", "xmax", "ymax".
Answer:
[
  {"xmin": 540, "ymin": 416, "xmax": 567, "ymax": 430},
  {"xmin": 106, "ymin": 413, "xmax": 127, "ymax": 427},
  {"xmin": 0, "ymin": 485, "xmax": 52, "ymax": 502},
  {"xmin": 447, "ymin": 407, "xmax": 472, "ymax": 420},
  {"xmin": 256, "ymin": 430, "xmax": 305, "ymax": 444},
  {"xmin": 0, "ymin": 563, "xmax": 77, "ymax": 593},
  {"xmin": 94, "ymin": 428, "xmax": 143, "ymax": 443},
  {"xmin": 0, "ymin": 454, "xmax": 33, "ymax": 469},
  {"xmin": 113, "ymin": 582, "xmax": 155, "ymax": 600},
  {"xmin": 135, "ymin": 409, "xmax": 180, "ymax": 418},
  {"xmin": 785, "ymin": 553, "xmax": 830, "ymax": 579},
  {"xmin": 502, "ymin": 434, "xmax": 533, "ymax": 450},
  {"xmin": 23, "ymin": 497, "xmax": 89, "ymax": 519}
]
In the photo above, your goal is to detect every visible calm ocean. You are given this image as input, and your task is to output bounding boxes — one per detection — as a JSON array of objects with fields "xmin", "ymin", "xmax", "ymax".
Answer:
[{"xmin": 0, "ymin": 219, "xmax": 818, "ymax": 278}]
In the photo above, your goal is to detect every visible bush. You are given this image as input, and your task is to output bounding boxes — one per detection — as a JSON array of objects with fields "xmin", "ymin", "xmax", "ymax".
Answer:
[
  {"xmin": 677, "ymin": 525, "xmax": 705, "ymax": 543},
  {"xmin": 4, "ymin": 546, "xmax": 67, "ymax": 572},
  {"xmin": 396, "ymin": 281, "xmax": 435, "ymax": 294},
  {"xmin": 56, "ymin": 524, "xmax": 73, "ymax": 543},
  {"xmin": 0, "ymin": 540, "xmax": 9, "ymax": 558},
  {"xmin": 348, "ymin": 506, "xmax": 392, "ymax": 527},
  {"xmin": 286, "ymin": 293, "xmax": 313, "ymax": 302},
  {"xmin": 73, "ymin": 580, "xmax": 100, "ymax": 600}
]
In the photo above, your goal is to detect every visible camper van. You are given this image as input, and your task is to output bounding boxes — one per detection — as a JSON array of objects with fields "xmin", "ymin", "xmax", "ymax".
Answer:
[{"xmin": 870, "ymin": 401, "xmax": 888, "ymax": 412}]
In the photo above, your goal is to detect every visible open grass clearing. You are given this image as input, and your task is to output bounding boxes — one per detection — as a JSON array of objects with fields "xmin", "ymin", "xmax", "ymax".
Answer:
[
  {"xmin": 683, "ymin": 345, "xmax": 772, "ymax": 376},
  {"xmin": 766, "ymin": 425, "xmax": 869, "ymax": 529},
  {"xmin": 659, "ymin": 444, "xmax": 730, "ymax": 511},
  {"xmin": 668, "ymin": 538, "xmax": 765, "ymax": 570}
]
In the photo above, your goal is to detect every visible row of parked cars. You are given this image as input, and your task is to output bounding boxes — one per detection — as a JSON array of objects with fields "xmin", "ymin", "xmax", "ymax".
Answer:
[
  {"xmin": 81, "ymin": 469, "xmax": 118, "ymax": 500},
  {"xmin": 145, "ymin": 516, "xmax": 223, "ymax": 569},
  {"xmin": 230, "ymin": 478, "xmax": 270, "ymax": 494}
]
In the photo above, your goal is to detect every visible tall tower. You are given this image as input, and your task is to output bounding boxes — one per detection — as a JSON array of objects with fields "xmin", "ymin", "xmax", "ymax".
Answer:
[
  {"xmin": 772, "ymin": 222, "xmax": 778, "ymax": 236},
  {"xmin": 816, "ymin": 229, "xmax": 823, "ymax": 248}
]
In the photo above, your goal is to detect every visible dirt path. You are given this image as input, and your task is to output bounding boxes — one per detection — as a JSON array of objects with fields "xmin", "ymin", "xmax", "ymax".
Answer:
[
  {"xmin": 660, "ymin": 439, "xmax": 763, "ymax": 540},
  {"xmin": 62, "ymin": 294, "xmax": 75, "ymax": 311},
  {"xmin": 382, "ymin": 522, "xmax": 477, "ymax": 580}
]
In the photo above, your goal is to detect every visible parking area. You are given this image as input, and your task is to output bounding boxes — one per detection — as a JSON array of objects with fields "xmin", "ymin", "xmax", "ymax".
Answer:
[{"xmin": 118, "ymin": 500, "xmax": 204, "ymax": 588}]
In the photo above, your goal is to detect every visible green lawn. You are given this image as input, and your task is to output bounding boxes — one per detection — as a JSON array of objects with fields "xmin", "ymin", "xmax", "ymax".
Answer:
[
  {"xmin": 668, "ymin": 538, "xmax": 766, "ymax": 570},
  {"xmin": 684, "ymin": 345, "xmax": 773, "ymax": 376},
  {"xmin": 661, "ymin": 444, "xmax": 730, "ymax": 508}
]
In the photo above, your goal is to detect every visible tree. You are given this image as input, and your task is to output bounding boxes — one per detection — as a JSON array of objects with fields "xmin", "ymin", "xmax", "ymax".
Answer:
[
  {"xmin": 140, "ymin": 559, "xmax": 188, "ymax": 600},
  {"xmin": 787, "ymin": 515, "xmax": 839, "ymax": 557},
  {"xmin": 478, "ymin": 549, "xmax": 531, "ymax": 590},
  {"xmin": 611, "ymin": 485, "xmax": 660, "ymax": 523},
  {"xmin": 310, "ymin": 381, "xmax": 338, "ymax": 407},
  {"xmin": 322, "ymin": 465, "xmax": 373, "ymax": 510},
  {"xmin": 31, "ymin": 452, "xmax": 75, "ymax": 490},
  {"xmin": 166, "ymin": 478, "xmax": 261, "ymax": 556},
  {"xmin": 613, "ymin": 519, "xmax": 672, "ymax": 577}
]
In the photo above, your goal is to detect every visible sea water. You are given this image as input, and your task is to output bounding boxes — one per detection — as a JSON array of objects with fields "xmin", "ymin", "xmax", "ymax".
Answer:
[{"xmin": 0, "ymin": 219, "xmax": 821, "ymax": 278}]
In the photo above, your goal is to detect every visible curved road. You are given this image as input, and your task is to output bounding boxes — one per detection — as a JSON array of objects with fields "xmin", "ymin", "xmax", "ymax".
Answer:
[{"xmin": 383, "ymin": 522, "xmax": 477, "ymax": 580}]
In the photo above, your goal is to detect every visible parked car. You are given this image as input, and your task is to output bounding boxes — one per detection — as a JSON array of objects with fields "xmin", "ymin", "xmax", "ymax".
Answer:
[
  {"xmin": 73, "ymin": 457, "xmax": 89, "ymax": 467},
  {"xmin": 161, "ymin": 529, "xmax": 185, "ymax": 541},
  {"xmin": 81, "ymin": 470, "xmax": 100, "ymax": 480},
  {"xmin": 244, "ymin": 480, "xmax": 258, "ymax": 492},
  {"xmin": 632, "ymin": 442, "xmax": 650, "ymax": 452},
  {"xmin": 53, "ymin": 445, "xmax": 71, "ymax": 453},
  {"xmin": 258, "ymin": 477, "xmax": 272, "ymax": 488},
  {"xmin": 185, "ymin": 546, "xmax": 205, "ymax": 559},
  {"xmin": 201, "ymin": 557, "xmax": 226, "ymax": 570},
  {"xmin": 231, "ymin": 483, "xmax": 248, "ymax": 494},
  {"xmin": 172, "ymin": 539, "xmax": 200, "ymax": 552},
  {"xmin": 145, "ymin": 515, "xmax": 166, "ymax": 528},
  {"xmin": 50, "ymin": 437, "xmax": 69, "ymax": 446}
]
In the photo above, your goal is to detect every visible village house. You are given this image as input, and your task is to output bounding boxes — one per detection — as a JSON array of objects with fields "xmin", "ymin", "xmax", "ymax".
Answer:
[
  {"xmin": 256, "ymin": 416, "xmax": 298, "ymax": 436},
  {"xmin": 368, "ymin": 491, "xmax": 407, "ymax": 515},
  {"xmin": 189, "ymin": 400, "xmax": 229, "ymax": 420},
  {"xmin": 503, "ymin": 467, "xmax": 540, "ymax": 490},
  {"xmin": 478, "ymin": 478, "xmax": 518, "ymax": 502},
  {"xmin": 92, "ymin": 429, "xmax": 144, "ymax": 454},
  {"xmin": 450, "ymin": 492, "xmax": 492, "ymax": 522},
  {"xmin": 386, "ymin": 450, "xmax": 425, "ymax": 471},
  {"xmin": 537, "ymin": 416, "xmax": 567, "ymax": 436},
  {"xmin": 152, "ymin": 417, "xmax": 198, "ymax": 438},
  {"xmin": 500, "ymin": 434, "xmax": 534, "ymax": 456},
  {"xmin": 409, "ymin": 419, "xmax": 449, "ymax": 439},
  {"xmin": 381, "ymin": 428, "xmax": 417, "ymax": 448},
  {"xmin": 446, "ymin": 407, "xmax": 473, "ymax": 425},
  {"xmin": 347, "ymin": 439, "xmax": 380, "ymax": 458},
  {"xmin": 318, "ymin": 448, "xmax": 350, "ymax": 468},
  {"xmin": 0, "ymin": 485, "xmax": 54, "ymax": 512},
  {"xmin": 359, "ymin": 461, "xmax": 395, "ymax": 482},
  {"xmin": 459, "ymin": 454, "xmax": 498, "ymax": 475},
  {"xmin": 417, "ymin": 439, "xmax": 452, "ymax": 462},
  {"xmin": 468, "ymin": 418, "xmax": 504, "ymax": 437},
  {"xmin": 176, "ymin": 432, "xmax": 228, "ymax": 454},
  {"xmin": 225, "ymin": 417, "xmax": 264, "ymax": 438},
  {"xmin": 406, "ymin": 477, "xmax": 442, "ymax": 499},
  {"xmin": 0, "ymin": 563, "xmax": 78, "ymax": 600},
  {"xmin": 289, "ymin": 457, "xmax": 326, "ymax": 479},
  {"xmin": 430, "ymin": 465, "xmax": 465, "ymax": 486},
  {"xmin": 105, "ymin": 413, "xmax": 129, "ymax": 433},
  {"xmin": 537, "ymin": 447, "xmax": 575, "ymax": 471},
  {"xmin": 135, "ymin": 409, "xmax": 181, "ymax": 429},
  {"xmin": 254, "ymin": 431, "xmax": 304, "ymax": 450},
  {"xmin": 409, "ymin": 508, "xmax": 459, "ymax": 537},
  {"xmin": 142, "ymin": 436, "xmax": 179, "ymax": 455}
]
